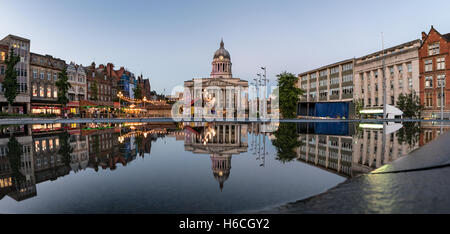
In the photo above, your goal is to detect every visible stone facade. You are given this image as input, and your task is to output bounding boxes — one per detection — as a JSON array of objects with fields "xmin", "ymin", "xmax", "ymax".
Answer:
[
  {"xmin": 29, "ymin": 52, "xmax": 65, "ymax": 115},
  {"xmin": 184, "ymin": 40, "xmax": 248, "ymax": 118},
  {"xmin": 297, "ymin": 59, "xmax": 355, "ymax": 118},
  {"xmin": 67, "ymin": 62, "xmax": 87, "ymax": 102},
  {"xmin": 354, "ymin": 40, "xmax": 421, "ymax": 110},
  {"xmin": 0, "ymin": 35, "xmax": 31, "ymax": 113}
]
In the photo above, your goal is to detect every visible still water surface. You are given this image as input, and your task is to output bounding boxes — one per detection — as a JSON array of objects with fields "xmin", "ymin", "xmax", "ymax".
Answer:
[{"xmin": 0, "ymin": 121, "xmax": 446, "ymax": 213}]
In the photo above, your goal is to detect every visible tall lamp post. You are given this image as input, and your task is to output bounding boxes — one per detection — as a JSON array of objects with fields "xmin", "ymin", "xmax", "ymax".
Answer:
[
  {"xmin": 256, "ymin": 74, "xmax": 262, "ymax": 119},
  {"xmin": 260, "ymin": 67, "xmax": 268, "ymax": 119},
  {"xmin": 441, "ymin": 77, "xmax": 445, "ymax": 121},
  {"xmin": 253, "ymin": 77, "xmax": 260, "ymax": 119},
  {"xmin": 143, "ymin": 96, "xmax": 147, "ymax": 118},
  {"xmin": 118, "ymin": 91, "xmax": 123, "ymax": 118}
]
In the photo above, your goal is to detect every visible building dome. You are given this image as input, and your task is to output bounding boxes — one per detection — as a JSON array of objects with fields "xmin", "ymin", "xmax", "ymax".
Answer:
[
  {"xmin": 213, "ymin": 39, "xmax": 231, "ymax": 60},
  {"xmin": 211, "ymin": 39, "xmax": 232, "ymax": 78}
]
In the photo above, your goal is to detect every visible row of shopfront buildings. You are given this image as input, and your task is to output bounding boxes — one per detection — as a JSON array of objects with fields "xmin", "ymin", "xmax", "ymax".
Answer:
[
  {"xmin": 297, "ymin": 26, "xmax": 450, "ymax": 119},
  {"xmin": 0, "ymin": 34, "xmax": 152, "ymax": 117}
]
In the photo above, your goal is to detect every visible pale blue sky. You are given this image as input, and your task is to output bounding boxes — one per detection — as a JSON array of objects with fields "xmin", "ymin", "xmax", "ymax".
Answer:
[{"xmin": 1, "ymin": 0, "xmax": 449, "ymax": 94}]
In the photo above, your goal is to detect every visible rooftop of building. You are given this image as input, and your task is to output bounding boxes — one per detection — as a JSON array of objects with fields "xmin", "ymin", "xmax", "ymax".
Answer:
[
  {"xmin": 298, "ymin": 58, "xmax": 355, "ymax": 77},
  {"xmin": 356, "ymin": 39, "xmax": 421, "ymax": 63},
  {"xmin": 0, "ymin": 34, "xmax": 30, "ymax": 43}
]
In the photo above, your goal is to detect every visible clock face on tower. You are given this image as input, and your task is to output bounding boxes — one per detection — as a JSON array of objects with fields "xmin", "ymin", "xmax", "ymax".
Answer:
[{"xmin": 219, "ymin": 55, "xmax": 224, "ymax": 60}]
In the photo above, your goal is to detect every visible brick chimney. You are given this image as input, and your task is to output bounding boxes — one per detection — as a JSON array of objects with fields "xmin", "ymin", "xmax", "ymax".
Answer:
[{"xmin": 422, "ymin": 31, "xmax": 427, "ymax": 41}]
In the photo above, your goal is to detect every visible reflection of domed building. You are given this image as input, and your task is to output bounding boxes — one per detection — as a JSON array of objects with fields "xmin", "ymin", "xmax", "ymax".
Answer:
[
  {"xmin": 184, "ymin": 123, "xmax": 248, "ymax": 191},
  {"xmin": 211, "ymin": 153, "xmax": 231, "ymax": 191}
]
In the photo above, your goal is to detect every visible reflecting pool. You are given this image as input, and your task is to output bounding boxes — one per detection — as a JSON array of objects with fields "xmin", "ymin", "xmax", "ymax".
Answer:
[{"xmin": 0, "ymin": 121, "xmax": 447, "ymax": 213}]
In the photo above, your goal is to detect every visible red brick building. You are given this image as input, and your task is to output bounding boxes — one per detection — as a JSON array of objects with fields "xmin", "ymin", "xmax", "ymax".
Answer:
[
  {"xmin": 419, "ymin": 26, "xmax": 450, "ymax": 119},
  {"xmin": 83, "ymin": 62, "xmax": 115, "ymax": 117}
]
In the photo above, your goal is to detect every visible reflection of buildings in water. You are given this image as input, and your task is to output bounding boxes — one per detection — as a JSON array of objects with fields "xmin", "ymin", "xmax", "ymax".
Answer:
[
  {"xmin": 184, "ymin": 123, "xmax": 248, "ymax": 190},
  {"xmin": 296, "ymin": 123, "xmax": 419, "ymax": 178},
  {"xmin": 0, "ymin": 123, "xmax": 170, "ymax": 202},
  {"xmin": 419, "ymin": 122, "xmax": 450, "ymax": 146},
  {"xmin": 68, "ymin": 128, "xmax": 89, "ymax": 173},
  {"xmin": 85, "ymin": 127, "xmax": 123, "ymax": 171},
  {"xmin": 0, "ymin": 131, "xmax": 35, "ymax": 201}
]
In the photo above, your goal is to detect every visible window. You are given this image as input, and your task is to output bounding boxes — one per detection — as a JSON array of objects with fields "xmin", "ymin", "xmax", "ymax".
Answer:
[
  {"xmin": 330, "ymin": 88, "xmax": 339, "ymax": 96},
  {"xmin": 425, "ymin": 93, "xmax": 433, "ymax": 107},
  {"xmin": 319, "ymin": 70, "xmax": 327, "ymax": 77},
  {"xmin": 310, "ymin": 82, "xmax": 316, "ymax": 89},
  {"xmin": 47, "ymin": 73, "xmax": 51, "ymax": 80},
  {"xmin": 54, "ymin": 74, "xmax": 58, "ymax": 80},
  {"xmin": 47, "ymin": 86, "xmax": 51, "ymax": 97},
  {"xmin": 40, "ymin": 85, "xmax": 44, "ymax": 97},
  {"xmin": 319, "ymin": 90, "xmax": 328, "ymax": 98},
  {"xmin": 33, "ymin": 70, "xmax": 37, "ymax": 79},
  {"xmin": 0, "ymin": 51, "xmax": 5, "ymax": 61},
  {"xmin": 407, "ymin": 63, "xmax": 412, "ymax": 72},
  {"xmin": 32, "ymin": 84, "xmax": 37, "ymax": 97},
  {"xmin": 437, "ymin": 57, "xmax": 445, "ymax": 70},
  {"xmin": 342, "ymin": 63, "xmax": 353, "ymax": 71},
  {"xmin": 54, "ymin": 89, "xmax": 58, "ymax": 98},
  {"xmin": 389, "ymin": 66, "xmax": 394, "ymax": 75},
  {"xmin": 425, "ymin": 76, "xmax": 433, "ymax": 88},
  {"xmin": 428, "ymin": 42, "xmax": 440, "ymax": 56},
  {"xmin": 310, "ymin": 73, "xmax": 317, "ymax": 79},
  {"xmin": 399, "ymin": 79, "xmax": 403, "ymax": 89},
  {"xmin": 425, "ymin": 60, "xmax": 433, "ymax": 72},
  {"xmin": 330, "ymin": 67, "xmax": 339, "ymax": 74},
  {"xmin": 301, "ymin": 75, "xmax": 307, "ymax": 81},
  {"xmin": 374, "ymin": 70, "xmax": 378, "ymax": 78},
  {"xmin": 35, "ymin": 140, "xmax": 40, "ymax": 152},
  {"xmin": 342, "ymin": 86, "xmax": 353, "ymax": 95},
  {"xmin": 343, "ymin": 74, "xmax": 353, "ymax": 83},
  {"xmin": 40, "ymin": 72, "xmax": 44, "ymax": 79},
  {"xmin": 319, "ymin": 79, "xmax": 327, "ymax": 87},
  {"xmin": 409, "ymin": 78, "xmax": 413, "ymax": 88},
  {"xmin": 397, "ymin": 64, "xmax": 403, "ymax": 73},
  {"xmin": 330, "ymin": 77, "xmax": 339, "ymax": 85}
]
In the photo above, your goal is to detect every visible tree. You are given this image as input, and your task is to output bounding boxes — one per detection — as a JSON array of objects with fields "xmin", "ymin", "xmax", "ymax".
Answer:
[
  {"xmin": 90, "ymin": 81, "xmax": 98, "ymax": 101},
  {"xmin": 276, "ymin": 72, "xmax": 304, "ymax": 119},
  {"xmin": 133, "ymin": 85, "xmax": 143, "ymax": 100},
  {"xmin": 271, "ymin": 122, "xmax": 302, "ymax": 163},
  {"xmin": 3, "ymin": 48, "xmax": 20, "ymax": 114},
  {"xmin": 55, "ymin": 66, "xmax": 72, "ymax": 112},
  {"xmin": 397, "ymin": 91, "xmax": 423, "ymax": 119},
  {"xmin": 7, "ymin": 135, "xmax": 25, "ymax": 181},
  {"xmin": 354, "ymin": 98, "xmax": 364, "ymax": 119},
  {"xmin": 58, "ymin": 131, "xmax": 74, "ymax": 166},
  {"xmin": 397, "ymin": 122, "xmax": 421, "ymax": 146}
]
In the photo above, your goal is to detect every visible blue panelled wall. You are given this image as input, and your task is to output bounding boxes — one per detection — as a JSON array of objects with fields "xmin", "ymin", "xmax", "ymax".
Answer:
[{"xmin": 297, "ymin": 102, "xmax": 354, "ymax": 119}]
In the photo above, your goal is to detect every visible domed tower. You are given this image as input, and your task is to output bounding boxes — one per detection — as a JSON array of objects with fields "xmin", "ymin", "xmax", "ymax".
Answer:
[{"xmin": 211, "ymin": 39, "xmax": 232, "ymax": 78}]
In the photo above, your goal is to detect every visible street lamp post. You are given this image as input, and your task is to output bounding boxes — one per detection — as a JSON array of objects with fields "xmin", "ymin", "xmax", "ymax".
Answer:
[
  {"xmin": 257, "ymin": 74, "xmax": 262, "ymax": 119},
  {"xmin": 261, "ymin": 67, "xmax": 268, "ymax": 119},
  {"xmin": 441, "ymin": 78, "xmax": 445, "ymax": 121},
  {"xmin": 253, "ymin": 78, "xmax": 259, "ymax": 118}
]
